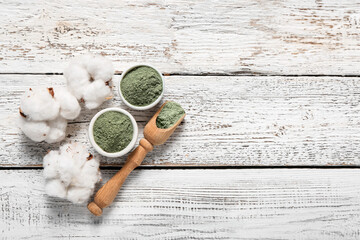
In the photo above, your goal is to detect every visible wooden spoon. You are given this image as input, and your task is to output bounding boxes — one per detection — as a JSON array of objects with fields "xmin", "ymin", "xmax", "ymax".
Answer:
[{"xmin": 88, "ymin": 102, "xmax": 185, "ymax": 216}]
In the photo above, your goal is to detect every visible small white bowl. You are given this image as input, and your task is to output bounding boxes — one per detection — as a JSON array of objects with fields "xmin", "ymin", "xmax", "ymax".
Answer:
[
  {"xmin": 88, "ymin": 107, "xmax": 138, "ymax": 158},
  {"xmin": 118, "ymin": 64, "xmax": 164, "ymax": 110}
]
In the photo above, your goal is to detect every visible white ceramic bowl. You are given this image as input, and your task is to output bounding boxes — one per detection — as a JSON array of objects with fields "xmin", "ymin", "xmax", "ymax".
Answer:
[
  {"xmin": 118, "ymin": 64, "xmax": 164, "ymax": 110},
  {"xmin": 88, "ymin": 108, "xmax": 138, "ymax": 158}
]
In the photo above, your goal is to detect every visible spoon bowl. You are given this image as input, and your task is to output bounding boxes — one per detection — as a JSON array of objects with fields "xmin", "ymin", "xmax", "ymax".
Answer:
[{"xmin": 144, "ymin": 101, "xmax": 186, "ymax": 146}]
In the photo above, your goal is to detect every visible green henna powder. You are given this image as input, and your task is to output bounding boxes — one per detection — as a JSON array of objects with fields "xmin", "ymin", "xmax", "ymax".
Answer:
[
  {"xmin": 156, "ymin": 102, "xmax": 185, "ymax": 129},
  {"xmin": 93, "ymin": 111, "xmax": 133, "ymax": 153},
  {"xmin": 121, "ymin": 66, "xmax": 163, "ymax": 106}
]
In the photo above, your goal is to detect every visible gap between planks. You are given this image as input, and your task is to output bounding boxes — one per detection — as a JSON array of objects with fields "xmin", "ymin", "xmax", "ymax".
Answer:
[
  {"xmin": 1, "ymin": 166, "xmax": 360, "ymax": 170},
  {"xmin": 3, "ymin": 72, "xmax": 360, "ymax": 78}
]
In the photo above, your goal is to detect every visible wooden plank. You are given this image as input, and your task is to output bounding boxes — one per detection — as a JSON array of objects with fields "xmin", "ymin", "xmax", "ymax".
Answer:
[
  {"xmin": 1, "ymin": 75, "xmax": 360, "ymax": 167},
  {"xmin": 0, "ymin": 169, "xmax": 359, "ymax": 239},
  {"xmin": 1, "ymin": 0, "xmax": 360, "ymax": 75}
]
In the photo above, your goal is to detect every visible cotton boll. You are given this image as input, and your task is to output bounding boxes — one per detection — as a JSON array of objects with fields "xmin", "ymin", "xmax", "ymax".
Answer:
[
  {"xmin": 43, "ymin": 150, "xmax": 60, "ymax": 179},
  {"xmin": 45, "ymin": 117, "xmax": 67, "ymax": 144},
  {"xmin": 86, "ymin": 55, "xmax": 114, "ymax": 81},
  {"xmin": 43, "ymin": 142, "xmax": 101, "ymax": 204},
  {"xmin": 18, "ymin": 87, "xmax": 76, "ymax": 143},
  {"xmin": 20, "ymin": 87, "xmax": 60, "ymax": 121},
  {"xmin": 18, "ymin": 116, "xmax": 50, "ymax": 142},
  {"xmin": 83, "ymin": 80, "xmax": 111, "ymax": 109},
  {"xmin": 63, "ymin": 54, "xmax": 114, "ymax": 109},
  {"xmin": 67, "ymin": 187, "xmax": 93, "ymax": 204},
  {"xmin": 64, "ymin": 64, "xmax": 91, "ymax": 100},
  {"xmin": 54, "ymin": 87, "xmax": 81, "ymax": 120},
  {"xmin": 45, "ymin": 179, "xmax": 67, "ymax": 199}
]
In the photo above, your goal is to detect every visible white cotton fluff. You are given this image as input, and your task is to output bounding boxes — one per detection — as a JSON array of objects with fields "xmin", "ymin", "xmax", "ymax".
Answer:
[
  {"xmin": 53, "ymin": 87, "xmax": 81, "ymax": 120},
  {"xmin": 45, "ymin": 179, "xmax": 67, "ymax": 199},
  {"xmin": 85, "ymin": 55, "xmax": 114, "ymax": 81},
  {"xmin": 43, "ymin": 150, "xmax": 61, "ymax": 179},
  {"xmin": 18, "ymin": 116, "xmax": 50, "ymax": 142},
  {"xmin": 20, "ymin": 87, "xmax": 60, "ymax": 121},
  {"xmin": 63, "ymin": 64, "xmax": 91, "ymax": 100},
  {"xmin": 19, "ymin": 87, "xmax": 81, "ymax": 143},
  {"xmin": 63, "ymin": 54, "xmax": 114, "ymax": 109},
  {"xmin": 18, "ymin": 115, "xmax": 68, "ymax": 143},
  {"xmin": 43, "ymin": 142, "xmax": 101, "ymax": 204},
  {"xmin": 46, "ymin": 117, "xmax": 68, "ymax": 143},
  {"xmin": 83, "ymin": 80, "xmax": 111, "ymax": 109},
  {"xmin": 67, "ymin": 187, "xmax": 92, "ymax": 204}
]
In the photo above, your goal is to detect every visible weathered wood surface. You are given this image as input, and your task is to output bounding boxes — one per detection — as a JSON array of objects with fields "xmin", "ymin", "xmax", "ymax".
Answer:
[
  {"xmin": 1, "ymin": 169, "xmax": 359, "ymax": 239},
  {"xmin": 1, "ymin": 75, "xmax": 359, "ymax": 167},
  {"xmin": 1, "ymin": 0, "xmax": 360, "ymax": 75},
  {"xmin": 2, "ymin": 0, "xmax": 360, "ymax": 239}
]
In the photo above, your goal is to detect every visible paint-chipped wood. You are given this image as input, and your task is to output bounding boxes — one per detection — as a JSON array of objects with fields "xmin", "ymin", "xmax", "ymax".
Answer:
[
  {"xmin": 1, "ymin": 0, "xmax": 360, "ymax": 74},
  {"xmin": 0, "ymin": 169, "xmax": 359, "ymax": 239},
  {"xmin": 1, "ymin": 75, "xmax": 359, "ymax": 167}
]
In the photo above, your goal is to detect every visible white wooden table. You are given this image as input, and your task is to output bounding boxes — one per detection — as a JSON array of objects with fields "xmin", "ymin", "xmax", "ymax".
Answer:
[{"xmin": 1, "ymin": 0, "xmax": 360, "ymax": 239}]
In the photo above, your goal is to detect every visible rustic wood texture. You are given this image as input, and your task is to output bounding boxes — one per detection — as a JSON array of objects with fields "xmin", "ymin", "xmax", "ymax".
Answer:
[
  {"xmin": 1, "ymin": 0, "xmax": 360, "ymax": 238},
  {"xmin": 1, "ymin": 169, "xmax": 359, "ymax": 239},
  {"xmin": 1, "ymin": 0, "xmax": 360, "ymax": 75},
  {"xmin": 1, "ymin": 75, "xmax": 359, "ymax": 167}
]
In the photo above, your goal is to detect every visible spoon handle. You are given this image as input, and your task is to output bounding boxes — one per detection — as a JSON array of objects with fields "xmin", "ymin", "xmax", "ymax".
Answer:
[{"xmin": 88, "ymin": 138, "xmax": 153, "ymax": 216}]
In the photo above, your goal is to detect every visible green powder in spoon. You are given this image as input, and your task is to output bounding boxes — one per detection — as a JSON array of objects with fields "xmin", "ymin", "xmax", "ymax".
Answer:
[
  {"xmin": 121, "ymin": 66, "xmax": 163, "ymax": 106},
  {"xmin": 156, "ymin": 102, "xmax": 185, "ymax": 129},
  {"xmin": 93, "ymin": 111, "xmax": 134, "ymax": 153}
]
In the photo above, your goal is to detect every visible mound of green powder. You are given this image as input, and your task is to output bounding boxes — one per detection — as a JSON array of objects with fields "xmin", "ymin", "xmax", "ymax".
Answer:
[
  {"xmin": 93, "ymin": 111, "xmax": 134, "ymax": 153},
  {"xmin": 156, "ymin": 102, "xmax": 185, "ymax": 129},
  {"xmin": 121, "ymin": 66, "xmax": 163, "ymax": 106}
]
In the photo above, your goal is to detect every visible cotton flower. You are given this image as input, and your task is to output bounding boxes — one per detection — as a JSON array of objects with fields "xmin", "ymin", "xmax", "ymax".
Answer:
[
  {"xmin": 64, "ymin": 54, "xmax": 114, "ymax": 109},
  {"xmin": 20, "ymin": 87, "xmax": 59, "ymax": 121},
  {"xmin": 43, "ymin": 142, "xmax": 101, "ymax": 204},
  {"xmin": 19, "ymin": 87, "xmax": 80, "ymax": 143}
]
